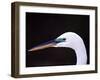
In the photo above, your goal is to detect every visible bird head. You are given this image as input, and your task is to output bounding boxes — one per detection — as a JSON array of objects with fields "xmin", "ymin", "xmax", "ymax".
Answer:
[
  {"xmin": 54, "ymin": 32, "xmax": 79, "ymax": 48},
  {"xmin": 28, "ymin": 32, "xmax": 82, "ymax": 52}
]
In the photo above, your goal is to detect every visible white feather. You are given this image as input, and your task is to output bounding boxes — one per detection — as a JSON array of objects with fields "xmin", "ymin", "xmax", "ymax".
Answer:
[{"xmin": 55, "ymin": 32, "xmax": 87, "ymax": 65}]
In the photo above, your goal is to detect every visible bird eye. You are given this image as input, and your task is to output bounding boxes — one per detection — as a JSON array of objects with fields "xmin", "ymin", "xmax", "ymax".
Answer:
[
  {"xmin": 54, "ymin": 38, "xmax": 66, "ymax": 43},
  {"xmin": 62, "ymin": 38, "xmax": 66, "ymax": 40}
]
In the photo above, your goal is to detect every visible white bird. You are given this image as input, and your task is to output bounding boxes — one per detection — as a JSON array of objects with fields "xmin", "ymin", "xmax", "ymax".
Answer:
[{"xmin": 28, "ymin": 32, "xmax": 87, "ymax": 65}]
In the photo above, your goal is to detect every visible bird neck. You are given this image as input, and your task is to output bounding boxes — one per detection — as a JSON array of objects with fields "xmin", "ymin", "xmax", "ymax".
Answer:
[{"xmin": 72, "ymin": 42, "xmax": 87, "ymax": 65}]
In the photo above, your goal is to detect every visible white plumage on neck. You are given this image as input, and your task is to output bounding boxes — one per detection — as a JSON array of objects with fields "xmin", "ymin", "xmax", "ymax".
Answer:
[{"xmin": 55, "ymin": 32, "xmax": 87, "ymax": 65}]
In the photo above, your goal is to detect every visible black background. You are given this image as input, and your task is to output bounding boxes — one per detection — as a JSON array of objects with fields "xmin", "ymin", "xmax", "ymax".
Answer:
[{"xmin": 26, "ymin": 12, "xmax": 89, "ymax": 67}]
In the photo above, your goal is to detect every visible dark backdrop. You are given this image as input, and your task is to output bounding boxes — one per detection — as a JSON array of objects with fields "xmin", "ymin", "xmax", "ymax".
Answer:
[{"xmin": 26, "ymin": 12, "xmax": 89, "ymax": 67}]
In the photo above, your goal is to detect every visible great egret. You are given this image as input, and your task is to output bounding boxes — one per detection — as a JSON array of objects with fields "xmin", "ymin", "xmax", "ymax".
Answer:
[{"xmin": 28, "ymin": 32, "xmax": 87, "ymax": 65}]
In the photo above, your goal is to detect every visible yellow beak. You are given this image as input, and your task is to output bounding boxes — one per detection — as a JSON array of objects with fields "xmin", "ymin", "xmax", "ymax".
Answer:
[
  {"xmin": 28, "ymin": 42, "xmax": 55, "ymax": 52},
  {"xmin": 28, "ymin": 38, "xmax": 66, "ymax": 52}
]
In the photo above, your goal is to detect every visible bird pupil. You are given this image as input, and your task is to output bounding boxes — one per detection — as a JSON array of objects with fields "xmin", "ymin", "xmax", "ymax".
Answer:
[{"xmin": 63, "ymin": 38, "xmax": 66, "ymax": 40}]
